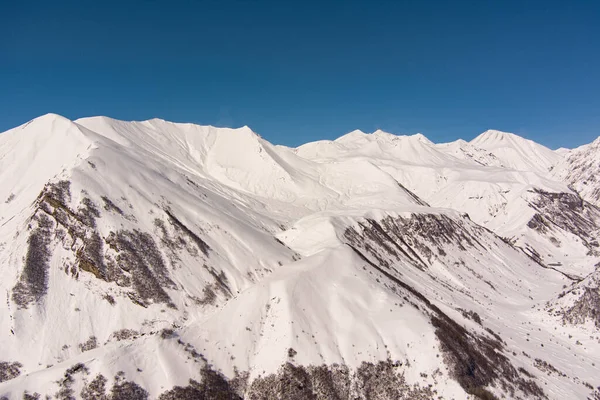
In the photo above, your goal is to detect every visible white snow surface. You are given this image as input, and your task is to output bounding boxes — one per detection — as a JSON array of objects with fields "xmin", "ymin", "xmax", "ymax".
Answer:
[
  {"xmin": 0, "ymin": 115, "xmax": 599, "ymax": 399},
  {"xmin": 552, "ymin": 136, "xmax": 600, "ymax": 207}
]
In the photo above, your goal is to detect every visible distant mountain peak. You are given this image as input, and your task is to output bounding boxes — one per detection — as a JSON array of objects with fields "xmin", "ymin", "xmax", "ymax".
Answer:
[
  {"xmin": 470, "ymin": 129, "xmax": 561, "ymax": 174},
  {"xmin": 472, "ymin": 129, "xmax": 527, "ymax": 145}
]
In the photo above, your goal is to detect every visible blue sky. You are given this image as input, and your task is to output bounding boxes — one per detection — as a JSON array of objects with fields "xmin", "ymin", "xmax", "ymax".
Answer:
[{"xmin": 1, "ymin": 0, "xmax": 598, "ymax": 148}]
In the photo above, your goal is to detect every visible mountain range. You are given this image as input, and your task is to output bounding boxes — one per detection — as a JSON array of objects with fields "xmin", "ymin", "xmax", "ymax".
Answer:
[{"xmin": 0, "ymin": 114, "xmax": 599, "ymax": 399}]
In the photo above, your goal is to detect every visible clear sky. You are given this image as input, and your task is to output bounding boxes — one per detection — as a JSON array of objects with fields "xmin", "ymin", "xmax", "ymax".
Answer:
[{"xmin": 1, "ymin": 0, "xmax": 599, "ymax": 148}]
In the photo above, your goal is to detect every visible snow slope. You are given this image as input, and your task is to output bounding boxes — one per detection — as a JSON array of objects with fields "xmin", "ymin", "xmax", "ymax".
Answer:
[
  {"xmin": 0, "ymin": 116, "xmax": 599, "ymax": 400},
  {"xmin": 552, "ymin": 136, "xmax": 600, "ymax": 208},
  {"xmin": 470, "ymin": 130, "xmax": 562, "ymax": 175}
]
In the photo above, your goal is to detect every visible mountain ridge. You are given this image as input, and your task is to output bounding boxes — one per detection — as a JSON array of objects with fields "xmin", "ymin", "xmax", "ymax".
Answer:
[{"xmin": 1, "ymin": 114, "xmax": 599, "ymax": 399}]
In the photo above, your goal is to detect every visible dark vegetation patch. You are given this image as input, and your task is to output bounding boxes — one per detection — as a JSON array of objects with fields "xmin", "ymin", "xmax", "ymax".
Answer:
[
  {"xmin": 101, "ymin": 196, "xmax": 124, "ymax": 215},
  {"xmin": 13, "ymin": 356, "xmax": 534, "ymax": 400},
  {"xmin": 159, "ymin": 365, "xmax": 244, "ymax": 400},
  {"xmin": 103, "ymin": 293, "xmax": 116, "ymax": 305},
  {"xmin": 533, "ymin": 359, "xmax": 567, "ymax": 378},
  {"xmin": 588, "ymin": 386, "xmax": 600, "ymax": 400},
  {"xmin": 160, "ymin": 328, "xmax": 177, "ymax": 339},
  {"xmin": 17, "ymin": 181, "xmax": 177, "ymax": 308},
  {"xmin": 344, "ymin": 214, "xmax": 487, "ymax": 273},
  {"xmin": 194, "ymin": 286, "xmax": 217, "ymax": 305},
  {"xmin": 80, "ymin": 374, "xmax": 107, "ymax": 400},
  {"xmin": 12, "ymin": 213, "xmax": 54, "ymax": 308},
  {"xmin": 175, "ymin": 338, "xmax": 208, "ymax": 363},
  {"xmin": 109, "ymin": 329, "xmax": 139, "ymax": 342},
  {"xmin": 79, "ymin": 336, "xmax": 98, "ymax": 352},
  {"xmin": 247, "ymin": 360, "xmax": 434, "ymax": 400},
  {"xmin": 527, "ymin": 189, "xmax": 600, "ymax": 256},
  {"xmin": 186, "ymin": 265, "xmax": 233, "ymax": 306},
  {"xmin": 105, "ymin": 229, "xmax": 176, "ymax": 307},
  {"xmin": 4, "ymin": 193, "xmax": 15, "ymax": 203},
  {"xmin": 164, "ymin": 208, "xmax": 211, "ymax": 257},
  {"xmin": 77, "ymin": 197, "xmax": 101, "ymax": 228},
  {"xmin": 458, "ymin": 308, "xmax": 483, "ymax": 325},
  {"xmin": 56, "ymin": 362, "xmax": 90, "ymax": 400},
  {"xmin": 395, "ymin": 181, "xmax": 430, "ymax": 207},
  {"xmin": 79, "ymin": 371, "xmax": 148, "ymax": 400},
  {"xmin": 556, "ymin": 272, "xmax": 600, "ymax": 329},
  {"xmin": 518, "ymin": 367, "xmax": 534, "ymax": 378},
  {"xmin": 206, "ymin": 266, "xmax": 233, "ymax": 297},
  {"xmin": 15, "ymin": 181, "xmax": 107, "ymax": 289},
  {"xmin": 43, "ymin": 180, "xmax": 72, "ymax": 205},
  {"xmin": 110, "ymin": 371, "xmax": 149, "ymax": 400},
  {"xmin": 0, "ymin": 361, "xmax": 23, "ymax": 383}
]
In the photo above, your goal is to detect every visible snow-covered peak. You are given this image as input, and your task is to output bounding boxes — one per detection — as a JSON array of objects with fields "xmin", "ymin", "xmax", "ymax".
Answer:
[
  {"xmin": 333, "ymin": 129, "xmax": 368, "ymax": 144},
  {"xmin": 0, "ymin": 114, "xmax": 99, "ymax": 211},
  {"xmin": 470, "ymin": 129, "xmax": 561, "ymax": 174},
  {"xmin": 410, "ymin": 132, "xmax": 434, "ymax": 144},
  {"xmin": 555, "ymin": 147, "xmax": 571, "ymax": 157},
  {"xmin": 472, "ymin": 129, "xmax": 520, "ymax": 144}
]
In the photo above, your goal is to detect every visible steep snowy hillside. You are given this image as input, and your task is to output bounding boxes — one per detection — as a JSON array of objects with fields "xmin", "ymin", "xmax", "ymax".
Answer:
[
  {"xmin": 1, "ymin": 116, "xmax": 599, "ymax": 400},
  {"xmin": 552, "ymin": 136, "xmax": 600, "ymax": 208}
]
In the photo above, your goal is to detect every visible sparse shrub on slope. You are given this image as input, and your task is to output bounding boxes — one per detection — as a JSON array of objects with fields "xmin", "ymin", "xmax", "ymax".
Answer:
[
  {"xmin": 80, "ymin": 374, "xmax": 108, "ymax": 400},
  {"xmin": 247, "ymin": 360, "xmax": 433, "ymax": 400},
  {"xmin": 105, "ymin": 229, "xmax": 176, "ymax": 307},
  {"xmin": 12, "ymin": 213, "xmax": 54, "ymax": 308},
  {"xmin": 158, "ymin": 365, "xmax": 242, "ymax": 400},
  {"xmin": 79, "ymin": 371, "xmax": 148, "ymax": 400},
  {"xmin": 0, "ymin": 361, "xmax": 23, "ymax": 383},
  {"xmin": 527, "ymin": 189, "xmax": 600, "ymax": 256},
  {"xmin": 343, "ymin": 215, "xmax": 547, "ymax": 399}
]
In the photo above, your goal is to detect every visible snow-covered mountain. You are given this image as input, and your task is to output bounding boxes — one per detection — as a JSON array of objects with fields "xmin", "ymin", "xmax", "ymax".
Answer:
[
  {"xmin": 552, "ymin": 136, "xmax": 600, "ymax": 208},
  {"xmin": 470, "ymin": 130, "xmax": 562, "ymax": 174},
  {"xmin": 0, "ymin": 115, "xmax": 599, "ymax": 400}
]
